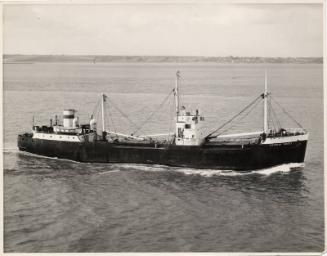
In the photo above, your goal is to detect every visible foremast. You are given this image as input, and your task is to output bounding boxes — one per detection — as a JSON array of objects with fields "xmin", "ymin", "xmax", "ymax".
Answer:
[
  {"xmin": 101, "ymin": 93, "xmax": 107, "ymax": 139},
  {"xmin": 101, "ymin": 93, "xmax": 106, "ymax": 133},
  {"xmin": 263, "ymin": 69, "xmax": 269, "ymax": 134}
]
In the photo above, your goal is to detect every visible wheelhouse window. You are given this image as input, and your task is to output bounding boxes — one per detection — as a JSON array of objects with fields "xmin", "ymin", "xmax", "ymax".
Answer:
[{"xmin": 185, "ymin": 124, "xmax": 191, "ymax": 129}]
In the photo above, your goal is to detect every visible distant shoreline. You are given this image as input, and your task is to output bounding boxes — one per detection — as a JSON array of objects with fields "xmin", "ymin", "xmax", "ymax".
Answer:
[{"xmin": 3, "ymin": 54, "xmax": 323, "ymax": 64}]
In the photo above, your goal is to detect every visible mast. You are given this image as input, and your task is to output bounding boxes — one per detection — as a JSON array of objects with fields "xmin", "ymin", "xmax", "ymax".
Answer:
[
  {"xmin": 175, "ymin": 71, "xmax": 180, "ymax": 117},
  {"xmin": 101, "ymin": 93, "xmax": 106, "ymax": 133},
  {"xmin": 263, "ymin": 69, "xmax": 268, "ymax": 133}
]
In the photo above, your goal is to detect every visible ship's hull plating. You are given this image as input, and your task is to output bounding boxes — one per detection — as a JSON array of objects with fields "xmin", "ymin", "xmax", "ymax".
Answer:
[{"xmin": 17, "ymin": 134, "xmax": 307, "ymax": 171}]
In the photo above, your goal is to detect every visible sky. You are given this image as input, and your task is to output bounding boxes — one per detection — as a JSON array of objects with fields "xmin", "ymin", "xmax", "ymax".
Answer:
[{"xmin": 3, "ymin": 3, "xmax": 323, "ymax": 57}]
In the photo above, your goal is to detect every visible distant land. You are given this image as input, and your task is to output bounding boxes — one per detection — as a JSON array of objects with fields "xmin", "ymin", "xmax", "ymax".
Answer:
[{"xmin": 3, "ymin": 54, "xmax": 323, "ymax": 64}]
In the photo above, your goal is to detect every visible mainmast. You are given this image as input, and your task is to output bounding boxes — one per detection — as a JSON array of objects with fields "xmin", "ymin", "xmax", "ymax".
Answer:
[
  {"xmin": 101, "ymin": 93, "xmax": 106, "ymax": 133},
  {"xmin": 174, "ymin": 71, "xmax": 180, "ymax": 117},
  {"xmin": 263, "ymin": 69, "xmax": 268, "ymax": 133}
]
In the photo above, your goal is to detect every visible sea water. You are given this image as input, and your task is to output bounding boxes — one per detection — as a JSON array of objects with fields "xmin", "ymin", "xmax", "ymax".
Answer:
[{"xmin": 3, "ymin": 62, "xmax": 324, "ymax": 252}]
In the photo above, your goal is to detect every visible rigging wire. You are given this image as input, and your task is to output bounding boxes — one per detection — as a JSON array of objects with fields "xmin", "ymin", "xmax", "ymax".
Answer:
[
  {"xmin": 132, "ymin": 89, "xmax": 174, "ymax": 135},
  {"xmin": 167, "ymin": 95, "xmax": 175, "ymax": 143},
  {"xmin": 269, "ymin": 99, "xmax": 282, "ymax": 130},
  {"xmin": 90, "ymin": 92, "xmax": 175, "ymax": 138},
  {"xmin": 268, "ymin": 99, "xmax": 276, "ymax": 131},
  {"xmin": 106, "ymin": 104, "xmax": 116, "ymax": 134},
  {"xmin": 270, "ymin": 101, "xmax": 278, "ymax": 130},
  {"xmin": 95, "ymin": 101, "xmax": 101, "ymax": 132},
  {"xmin": 214, "ymin": 95, "xmax": 262, "ymax": 137},
  {"xmin": 205, "ymin": 94, "xmax": 263, "ymax": 139},
  {"xmin": 111, "ymin": 104, "xmax": 124, "ymax": 134},
  {"xmin": 105, "ymin": 96, "xmax": 140, "ymax": 131},
  {"xmin": 91, "ymin": 98, "xmax": 101, "ymax": 119},
  {"xmin": 178, "ymin": 72, "xmax": 184, "ymax": 109},
  {"xmin": 270, "ymin": 96, "xmax": 303, "ymax": 128}
]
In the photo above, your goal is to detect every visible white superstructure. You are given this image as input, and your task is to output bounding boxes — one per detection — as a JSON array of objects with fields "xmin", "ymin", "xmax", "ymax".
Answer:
[
  {"xmin": 33, "ymin": 132, "xmax": 85, "ymax": 142},
  {"xmin": 175, "ymin": 107, "xmax": 205, "ymax": 145},
  {"xmin": 32, "ymin": 109, "xmax": 97, "ymax": 142},
  {"xmin": 174, "ymin": 71, "xmax": 205, "ymax": 146}
]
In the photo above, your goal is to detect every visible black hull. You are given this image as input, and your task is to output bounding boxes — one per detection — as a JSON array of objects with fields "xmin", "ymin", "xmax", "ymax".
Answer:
[{"xmin": 17, "ymin": 134, "xmax": 307, "ymax": 171}]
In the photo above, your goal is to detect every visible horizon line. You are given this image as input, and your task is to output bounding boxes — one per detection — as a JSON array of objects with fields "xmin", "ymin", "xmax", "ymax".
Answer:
[{"xmin": 3, "ymin": 54, "xmax": 323, "ymax": 59}]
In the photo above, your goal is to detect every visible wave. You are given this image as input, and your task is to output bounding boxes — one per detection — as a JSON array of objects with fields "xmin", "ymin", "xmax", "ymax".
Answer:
[
  {"xmin": 109, "ymin": 162, "xmax": 304, "ymax": 177},
  {"xmin": 174, "ymin": 162, "xmax": 305, "ymax": 177},
  {"xmin": 253, "ymin": 162, "xmax": 305, "ymax": 175}
]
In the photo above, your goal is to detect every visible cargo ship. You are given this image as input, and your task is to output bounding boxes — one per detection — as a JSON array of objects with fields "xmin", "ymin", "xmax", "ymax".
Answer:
[{"xmin": 17, "ymin": 71, "xmax": 308, "ymax": 171}]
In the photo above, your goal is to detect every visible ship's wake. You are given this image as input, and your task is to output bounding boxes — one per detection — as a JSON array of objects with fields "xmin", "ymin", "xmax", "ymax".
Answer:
[
  {"xmin": 103, "ymin": 162, "xmax": 305, "ymax": 177},
  {"xmin": 173, "ymin": 162, "xmax": 305, "ymax": 177}
]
